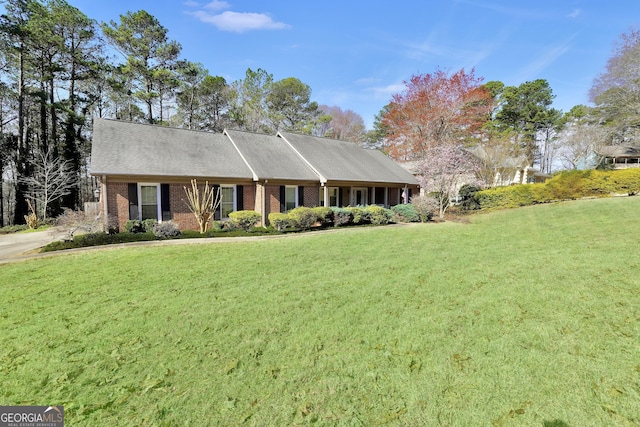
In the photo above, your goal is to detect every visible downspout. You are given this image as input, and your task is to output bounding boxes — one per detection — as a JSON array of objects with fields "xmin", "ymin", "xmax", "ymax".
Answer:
[
  {"xmin": 101, "ymin": 175, "xmax": 108, "ymax": 229},
  {"xmin": 262, "ymin": 181, "xmax": 267, "ymax": 227}
]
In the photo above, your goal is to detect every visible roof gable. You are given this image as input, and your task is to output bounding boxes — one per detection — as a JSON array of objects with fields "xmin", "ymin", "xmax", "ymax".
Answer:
[
  {"xmin": 90, "ymin": 119, "xmax": 254, "ymax": 179},
  {"xmin": 224, "ymin": 129, "xmax": 319, "ymax": 181},
  {"xmin": 278, "ymin": 131, "xmax": 418, "ymax": 185}
]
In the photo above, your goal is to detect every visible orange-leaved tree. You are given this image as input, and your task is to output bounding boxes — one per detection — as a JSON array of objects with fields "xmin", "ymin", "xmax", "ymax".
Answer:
[{"xmin": 381, "ymin": 68, "xmax": 492, "ymax": 161}]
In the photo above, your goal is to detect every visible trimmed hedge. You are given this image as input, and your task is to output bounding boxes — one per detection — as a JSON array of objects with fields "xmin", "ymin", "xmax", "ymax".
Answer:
[
  {"xmin": 228, "ymin": 210, "xmax": 261, "ymax": 232},
  {"xmin": 391, "ymin": 203, "xmax": 420, "ymax": 222},
  {"xmin": 268, "ymin": 212, "xmax": 297, "ymax": 231},
  {"xmin": 366, "ymin": 205, "xmax": 393, "ymax": 225},
  {"xmin": 474, "ymin": 169, "xmax": 640, "ymax": 210},
  {"xmin": 288, "ymin": 207, "xmax": 317, "ymax": 230},
  {"xmin": 312, "ymin": 206, "xmax": 334, "ymax": 226},
  {"xmin": 344, "ymin": 206, "xmax": 370, "ymax": 225},
  {"xmin": 331, "ymin": 208, "xmax": 353, "ymax": 227}
]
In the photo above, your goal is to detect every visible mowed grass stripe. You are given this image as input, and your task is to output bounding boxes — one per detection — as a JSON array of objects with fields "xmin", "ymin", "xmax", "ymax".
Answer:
[{"xmin": 1, "ymin": 197, "xmax": 639, "ymax": 426}]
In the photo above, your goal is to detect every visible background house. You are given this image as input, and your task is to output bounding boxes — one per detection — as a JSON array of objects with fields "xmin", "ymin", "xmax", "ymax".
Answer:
[
  {"xmin": 597, "ymin": 146, "xmax": 640, "ymax": 169},
  {"xmin": 468, "ymin": 146, "xmax": 550, "ymax": 186},
  {"xmin": 90, "ymin": 119, "xmax": 418, "ymax": 231}
]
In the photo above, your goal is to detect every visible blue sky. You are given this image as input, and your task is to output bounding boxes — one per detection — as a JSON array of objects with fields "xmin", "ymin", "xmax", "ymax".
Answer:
[{"xmin": 67, "ymin": 0, "xmax": 640, "ymax": 128}]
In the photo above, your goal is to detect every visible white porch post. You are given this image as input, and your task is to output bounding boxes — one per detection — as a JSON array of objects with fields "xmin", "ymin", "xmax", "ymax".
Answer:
[{"xmin": 323, "ymin": 185, "xmax": 329, "ymax": 207}]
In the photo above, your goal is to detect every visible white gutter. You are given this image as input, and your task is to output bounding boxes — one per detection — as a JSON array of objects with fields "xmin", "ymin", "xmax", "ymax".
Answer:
[
  {"xmin": 224, "ymin": 129, "xmax": 260, "ymax": 182},
  {"xmin": 276, "ymin": 132, "xmax": 327, "ymax": 185}
]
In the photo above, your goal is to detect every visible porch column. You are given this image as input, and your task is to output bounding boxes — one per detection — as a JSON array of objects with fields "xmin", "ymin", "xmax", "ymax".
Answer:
[{"xmin": 323, "ymin": 185, "xmax": 329, "ymax": 207}]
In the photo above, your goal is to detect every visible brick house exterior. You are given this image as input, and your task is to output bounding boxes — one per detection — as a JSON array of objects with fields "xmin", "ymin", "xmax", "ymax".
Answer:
[{"xmin": 91, "ymin": 119, "xmax": 419, "ymax": 231}]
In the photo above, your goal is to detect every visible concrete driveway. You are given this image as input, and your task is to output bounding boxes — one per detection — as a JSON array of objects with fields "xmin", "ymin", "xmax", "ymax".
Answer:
[{"xmin": 0, "ymin": 227, "xmax": 67, "ymax": 263}]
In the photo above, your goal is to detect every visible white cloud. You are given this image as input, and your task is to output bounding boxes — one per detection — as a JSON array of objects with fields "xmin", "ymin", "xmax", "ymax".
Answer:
[
  {"xmin": 189, "ymin": 10, "xmax": 289, "ymax": 33},
  {"xmin": 371, "ymin": 83, "xmax": 405, "ymax": 98},
  {"xmin": 568, "ymin": 8, "xmax": 582, "ymax": 18},
  {"xmin": 204, "ymin": 1, "xmax": 230, "ymax": 11},
  {"xmin": 183, "ymin": 0, "xmax": 200, "ymax": 7}
]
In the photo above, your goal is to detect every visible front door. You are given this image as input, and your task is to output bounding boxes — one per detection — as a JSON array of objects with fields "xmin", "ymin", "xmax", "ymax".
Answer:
[{"xmin": 353, "ymin": 188, "xmax": 368, "ymax": 206}]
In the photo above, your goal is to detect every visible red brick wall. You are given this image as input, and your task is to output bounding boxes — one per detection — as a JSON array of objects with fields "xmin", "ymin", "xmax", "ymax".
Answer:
[
  {"xmin": 303, "ymin": 186, "xmax": 319, "ymax": 208},
  {"xmin": 242, "ymin": 184, "xmax": 255, "ymax": 211},
  {"xmin": 170, "ymin": 183, "xmax": 199, "ymax": 231},
  {"xmin": 106, "ymin": 182, "xmax": 258, "ymax": 232},
  {"xmin": 106, "ymin": 182, "xmax": 130, "ymax": 232},
  {"xmin": 265, "ymin": 185, "xmax": 281, "ymax": 218}
]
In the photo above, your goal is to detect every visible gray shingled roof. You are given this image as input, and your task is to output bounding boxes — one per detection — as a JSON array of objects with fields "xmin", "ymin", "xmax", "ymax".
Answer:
[
  {"xmin": 90, "ymin": 119, "xmax": 254, "ymax": 179},
  {"xmin": 278, "ymin": 131, "xmax": 419, "ymax": 185},
  {"xmin": 224, "ymin": 129, "xmax": 319, "ymax": 181},
  {"xmin": 90, "ymin": 119, "xmax": 418, "ymax": 186},
  {"xmin": 598, "ymin": 145, "xmax": 640, "ymax": 158}
]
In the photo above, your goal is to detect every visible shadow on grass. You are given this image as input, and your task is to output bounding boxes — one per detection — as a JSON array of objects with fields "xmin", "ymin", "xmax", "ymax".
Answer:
[{"xmin": 543, "ymin": 420, "xmax": 570, "ymax": 427}]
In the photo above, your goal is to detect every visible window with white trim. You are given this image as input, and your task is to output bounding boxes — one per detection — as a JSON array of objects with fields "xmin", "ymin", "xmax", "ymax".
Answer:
[
  {"xmin": 139, "ymin": 184, "xmax": 161, "ymax": 221},
  {"xmin": 285, "ymin": 186, "xmax": 297, "ymax": 211},
  {"xmin": 320, "ymin": 187, "xmax": 340, "ymax": 207},
  {"xmin": 220, "ymin": 185, "xmax": 236, "ymax": 219}
]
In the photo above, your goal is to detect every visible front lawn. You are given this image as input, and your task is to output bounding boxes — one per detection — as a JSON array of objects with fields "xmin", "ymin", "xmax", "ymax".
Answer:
[{"xmin": 1, "ymin": 197, "xmax": 639, "ymax": 425}]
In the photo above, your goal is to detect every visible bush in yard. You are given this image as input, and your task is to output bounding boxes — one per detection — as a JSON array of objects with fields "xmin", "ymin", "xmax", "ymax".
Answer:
[
  {"xmin": 365, "ymin": 205, "xmax": 392, "ymax": 225},
  {"xmin": 153, "ymin": 221, "xmax": 181, "ymax": 238},
  {"xmin": 288, "ymin": 207, "xmax": 317, "ymax": 230},
  {"xmin": 124, "ymin": 219, "xmax": 144, "ymax": 233},
  {"xmin": 391, "ymin": 203, "xmax": 420, "ymax": 222},
  {"xmin": 312, "ymin": 206, "xmax": 334, "ymax": 226},
  {"xmin": 0, "ymin": 224, "xmax": 29, "ymax": 234},
  {"xmin": 345, "ymin": 206, "xmax": 371, "ymax": 224},
  {"xmin": 228, "ymin": 210, "xmax": 261, "ymax": 231},
  {"xmin": 268, "ymin": 212, "xmax": 297, "ymax": 231},
  {"xmin": 142, "ymin": 218, "xmax": 157, "ymax": 232},
  {"xmin": 459, "ymin": 184, "xmax": 482, "ymax": 211},
  {"xmin": 411, "ymin": 195, "xmax": 438, "ymax": 222},
  {"xmin": 331, "ymin": 207, "xmax": 353, "ymax": 226},
  {"xmin": 56, "ymin": 208, "xmax": 105, "ymax": 239}
]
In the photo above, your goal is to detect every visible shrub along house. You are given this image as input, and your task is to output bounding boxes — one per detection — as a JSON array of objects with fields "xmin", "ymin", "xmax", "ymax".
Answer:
[{"xmin": 90, "ymin": 118, "xmax": 418, "ymax": 231}]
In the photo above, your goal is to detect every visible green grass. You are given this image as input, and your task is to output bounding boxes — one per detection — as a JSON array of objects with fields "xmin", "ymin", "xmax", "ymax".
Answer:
[{"xmin": 1, "ymin": 197, "xmax": 639, "ymax": 426}]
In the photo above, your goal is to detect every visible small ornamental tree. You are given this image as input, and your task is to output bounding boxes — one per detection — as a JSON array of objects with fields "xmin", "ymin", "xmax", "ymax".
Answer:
[
  {"xmin": 183, "ymin": 179, "xmax": 221, "ymax": 233},
  {"xmin": 20, "ymin": 147, "xmax": 78, "ymax": 222},
  {"xmin": 418, "ymin": 144, "xmax": 481, "ymax": 219}
]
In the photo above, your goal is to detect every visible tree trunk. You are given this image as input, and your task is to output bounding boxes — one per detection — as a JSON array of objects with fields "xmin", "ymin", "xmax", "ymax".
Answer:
[{"xmin": 14, "ymin": 48, "xmax": 28, "ymax": 224}]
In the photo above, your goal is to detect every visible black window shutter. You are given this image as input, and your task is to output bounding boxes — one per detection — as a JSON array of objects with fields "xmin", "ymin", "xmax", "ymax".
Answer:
[
  {"xmin": 213, "ymin": 184, "xmax": 221, "ymax": 221},
  {"xmin": 161, "ymin": 184, "xmax": 170, "ymax": 221},
  {"xmin": 236, "ymin": 185, "xmax": 244, "ymax": 211},
  {"xmin": 279, "ymin": 186, "xmax": 285, "ymax": 212},
  {"xmin": 367, "ymin": 188, "xmax": 372, "ymax": 205},
  {"xmin": 298, "ymin": 186, "xmax": 304, "ymax": 207},
  {"xmin": 128, "ymin": 183, "xmax": 138, "ymax": 220},
  {"xmin": 338, "ymin": 187, "xmax": 343, "ymax": 207}
]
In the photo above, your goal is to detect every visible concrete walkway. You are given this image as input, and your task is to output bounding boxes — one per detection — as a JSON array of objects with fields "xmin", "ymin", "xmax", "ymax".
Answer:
[{"xmin": 0, "ymin": 227, "xmax": 68, "ymax": 263}]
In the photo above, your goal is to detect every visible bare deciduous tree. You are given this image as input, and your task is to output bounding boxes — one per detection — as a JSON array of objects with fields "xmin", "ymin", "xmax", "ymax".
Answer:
[
  {"xmin": 183, "ymin": 179, "xmax": 221, "ymax": 233},
  {"xmin": 557, "ymin": 121, "xmax": 610, "ymax": 170},
  {"xmin": 20, "ymin": 147, "xmax": 78, "ymax": 222}
]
